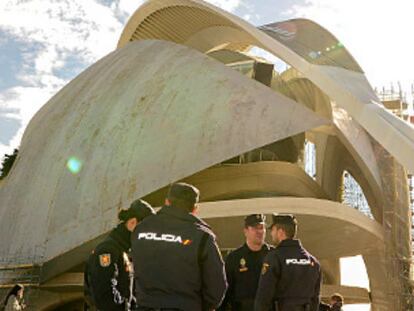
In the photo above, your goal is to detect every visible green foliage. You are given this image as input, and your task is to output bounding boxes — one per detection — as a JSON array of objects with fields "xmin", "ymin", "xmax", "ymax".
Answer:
[{"xmin": 0, "ymin": 149, "xmax": 19, "ymax": 179}]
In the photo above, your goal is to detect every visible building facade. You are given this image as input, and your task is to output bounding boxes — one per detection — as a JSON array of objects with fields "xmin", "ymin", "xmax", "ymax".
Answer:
[{"xmin": 1, "ymin": 1, "xmax": 414, "ymax": 310}]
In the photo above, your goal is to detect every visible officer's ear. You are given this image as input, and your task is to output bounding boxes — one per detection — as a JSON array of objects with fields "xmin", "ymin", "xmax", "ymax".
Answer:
[
  {"xmin": 165, "ymin": 198, "xmax": 171, "ymax": 206},
  {"xmin": 126, "ymin": 217, "xmax": 138, "ymax": 232},
  {"xmin": 191, "ymin": 204, "xmax": 199, "ymax": 215}
]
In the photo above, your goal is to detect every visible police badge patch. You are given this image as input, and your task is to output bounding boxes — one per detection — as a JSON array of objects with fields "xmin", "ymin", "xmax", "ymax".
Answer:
[
  {"xmin": 261, "ymin": 263, "xmax": 270, "ymax": 275},
  {"xmin": 99, "ymin": 253, "xmax": 111, "ymax": 267},
  {"xmin": 239, "ymin": 258, "xmax": 248, "ymax": 272}
]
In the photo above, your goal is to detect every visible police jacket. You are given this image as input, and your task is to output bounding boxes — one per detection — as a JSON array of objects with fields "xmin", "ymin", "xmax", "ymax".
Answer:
[
  {"xmin": 318, "ymin": 303, "xmax": 330, "ymax": 311},
  {"xmin": 254, "ymin": 239, "xmax": 321, "ymax": 311},
  {"xmin": 330, "ymin": 303, "xmax": 343, "ymax": 311},
  {"xmin": 131, "ymin": 205, "xmax": 227, "ymax": 311},
  {"xmin": 85, "ymin": 224, "xmax": 134, "ymax": 311},
  {"xmin": 219, "ymin": 243, "xmax": 273, "ymax": 311}
]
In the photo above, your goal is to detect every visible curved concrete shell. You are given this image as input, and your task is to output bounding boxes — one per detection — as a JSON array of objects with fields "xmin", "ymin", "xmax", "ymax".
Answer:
[
  {"xmin": 0, "ymin": 40, "xmax": 326, "ymax": 263},
  {"xmin": 273, "ymin": 75, "xmax": 384, "ymax": 220},
  {"xmin": 143, "ymin": 161, "xmax": 329, "ymax": 205},
  {"xmin": 118, "ymin": 0, "xmax": 414, "ymax": 174},
  {"xmin": 0, "ymin": 1, "xmax": 412, "ymax": 310},
  {"xmin": 198, "ymin": 197, "xmax": 384, "ymax": 259}
]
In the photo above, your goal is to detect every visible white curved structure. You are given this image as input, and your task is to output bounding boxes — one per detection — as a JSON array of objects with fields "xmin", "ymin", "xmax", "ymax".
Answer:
[
  {"xmin": 0, "ymin": 1, "xmax": 412, "ymax": 310},
  {"xmin": 0, "ymin": 39, "xmax": 325, "ymax": 263},
  {"xmin": 119, "ymin": 0, "xmax": 414, "ymax": 175}
]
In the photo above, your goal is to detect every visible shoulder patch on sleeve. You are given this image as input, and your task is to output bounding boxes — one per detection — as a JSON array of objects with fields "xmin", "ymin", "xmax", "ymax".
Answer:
[{"xmin": 99, "ymin": 253, "xmax": 111, "ymax": 267}]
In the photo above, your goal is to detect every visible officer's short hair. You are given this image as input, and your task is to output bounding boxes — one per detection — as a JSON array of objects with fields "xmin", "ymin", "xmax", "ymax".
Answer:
[
  {"xmin": 270, "ymin": 214, "xmax": 297, "ymax": 238},
  {"xmin": 331, "ymin": 293, "xmax": 344, "ymax": 304},
  {"xmin": 118, "ymin": 199, "xmax": 155, "ymax": 222},
  {"xmin": 167, "ymin": 182, "xmax": 200, "ymax": 212},
  {"xmin": 244, "ymin": 214, "xmax": 266, "ymax": 228}
]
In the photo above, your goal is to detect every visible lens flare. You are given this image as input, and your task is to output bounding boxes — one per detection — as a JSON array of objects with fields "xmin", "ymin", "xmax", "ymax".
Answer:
[{"xmin": 67, "ymin": 157, "xmax": 82, "ymax": 174}]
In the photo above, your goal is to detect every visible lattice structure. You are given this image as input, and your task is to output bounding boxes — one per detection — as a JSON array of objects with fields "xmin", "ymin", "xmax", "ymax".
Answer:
[
  {"xmin": 304, "ymin": 140, "xmax": 316, "ymax": 181},
  {"xmin": 409, "ymin": 175, "xmax": 414, "ymax": 256},
  {"xmin": 0, "ymin": 245, "xmax": 45, "ymax": 310},
  {"xmin": 375, "ymin": 83, "xmax": 410, "ymax": 122},
  {"xmin": 341, "ymin": 171, "xmax": 374, "ymax": 219}
]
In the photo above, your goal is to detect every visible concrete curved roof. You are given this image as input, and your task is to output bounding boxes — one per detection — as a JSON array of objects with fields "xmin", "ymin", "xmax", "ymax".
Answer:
[
  {"xmin": 187, "ymin": 161, "xmax": 329, "ymax": 200},
  {"xmin": 198, "ymin": 197, "xmax": 384, "ymax": 259},
  {"xmin": 118, "ymin": 0, "xmax": 414, "ymax": 173},
  {"xmin": 143, "ymin": 161, "xmax": 329, "ymax": 205},
  {"xmin": 274, "ymin": 76, "xmax": 383, "ymax": 204},
  {"xmin": 0, "ymin": 39, "xmax": 326, "ymax": 262}
]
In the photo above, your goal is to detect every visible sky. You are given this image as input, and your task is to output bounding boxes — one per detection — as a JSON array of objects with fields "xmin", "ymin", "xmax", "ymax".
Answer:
[{"xmin": 1, "ymin": 1, "xmax": 413, "ymax": 308}]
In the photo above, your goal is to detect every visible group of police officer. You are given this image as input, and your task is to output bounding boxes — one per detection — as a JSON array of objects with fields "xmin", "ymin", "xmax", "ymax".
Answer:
[{"xmin": 84, "ymin": 182, "xmax": 343, "ymax": 311}]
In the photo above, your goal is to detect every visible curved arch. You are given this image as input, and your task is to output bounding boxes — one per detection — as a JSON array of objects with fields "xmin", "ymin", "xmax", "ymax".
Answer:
[
  {"xmin": 273, "ymin": 76, "xmax": 333, "ymax": 119},
  {"xmin": 188, "ymin": 161, "xmax": 328, "ymax": 200},
  {"xmin": 143, "ymin": 161, "xmax": 329, "ymax": 206},
  {"xmin": 319, "ymin": 135, "xmax": 383, "ymax": 222},
  {"xmin": 118, "ymin": 1, "xmax": 360, "ymax": 73},
  {"xmin": 270, "ymin": 74, "xmax": 384, "ymax": 222},
  {"xmin": 0, "ymin": 40, "xmax": 326, "ymax": 264},
  {"xmin": 198, "ymin": 197, "xmax": 384, "ymax": 256},
  {"xmin": 118, "ymin": 0, "xmax": 414, "ymax": 174}
]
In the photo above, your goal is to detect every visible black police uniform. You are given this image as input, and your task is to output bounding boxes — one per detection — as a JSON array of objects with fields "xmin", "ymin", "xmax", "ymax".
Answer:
[
  {"xmin": 330, "ymin": 302, "xmax": 343, "ymax": 311},
  {"xmin": 318, "ymin": 302, "xmax": 330, "ymax": 311},
  {"xmin": 85, "ymin": 224, "xmax": 134, "ymax": 311},
  {"xmin": 254, "ymin": 239, "xmax": 321, "ymax": 311},
  {"xmin": 219, "ymin": 243, "xmax": 273, "ymax": 311},
  {"xmin": 131, "ymin": 205, "xmax": 227, "ymax": 311}
]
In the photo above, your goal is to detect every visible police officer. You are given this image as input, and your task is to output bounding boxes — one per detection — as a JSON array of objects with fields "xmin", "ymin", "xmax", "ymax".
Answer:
[
  {"xmin": 84, "ymin": 199, "xmax": 155, "ymax": 311},
  {"xmin": 329, "ymin": 294, "xmax": 343, "ymax": 311},
  {"xmin": 318, "ymin": 294, "xmax": 343, "ymax": 311},
  {"xmin": 131, "ymin": 182, "xmax": 227, "ymax": 311},
  {"xmin": 318, "ymin": 302, "xmax": 330, "ymax": 311},
  {"xmin": 255, "ymin": 214, "xmax": 321, "ymax": 311},
  {"xmin": 218, "ymin": 214, "xmax": 273, "ymax": 311}
]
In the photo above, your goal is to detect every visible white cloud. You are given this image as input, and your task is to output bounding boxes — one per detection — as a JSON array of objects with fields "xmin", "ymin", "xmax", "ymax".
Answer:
[
  {"xmin": 118, "ymin": 0, "xmax": 144, "ymax": 16},
  {"xmin": 243, "ymin": 14, "xmax": 251, "ymax": 21},
  {"xmin": 0, "ymin": 0, "xmax": 240, "ymax": 160},
  {"xmin": 285, "ymin": 0, "xmax": 414, "ymax": 100},
  {"xmin": 0, "ymin": 85, "xmax": 57, "ymax": 158},
  {"xmin": 205, "ymin": 0, "xmax": 242, "ymax": 12},
  {"xmin": 0, "ymin": 0, "xmax": 145, "ymax": 158}
]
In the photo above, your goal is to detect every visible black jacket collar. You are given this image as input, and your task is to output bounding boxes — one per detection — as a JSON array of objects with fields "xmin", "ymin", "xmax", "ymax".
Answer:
[
  {"xmin": 277, "ymin": 239, "xmax": 302, "ymax": 248},
  {"xmin": 158, "ymin": 205, "xmax": 211, "ymax": 229},
  {"xmin": 108, "ymin": 223, "xmax": 131, "ymax": 251},
  {"xmin": 243, "ymin": 243, "xmax": 271, "ymax": 253}
]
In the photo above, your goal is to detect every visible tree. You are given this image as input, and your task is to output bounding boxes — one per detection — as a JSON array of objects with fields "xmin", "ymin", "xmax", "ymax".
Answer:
[{"xmin": 0, "ymin": 148, "xmax": 19, "ymax": 179}]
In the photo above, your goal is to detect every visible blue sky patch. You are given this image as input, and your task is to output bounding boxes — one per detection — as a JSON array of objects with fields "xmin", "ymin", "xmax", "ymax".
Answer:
[{"xmin": 0, "ymin": 30, "xmax": 45, "ymax": 90}]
